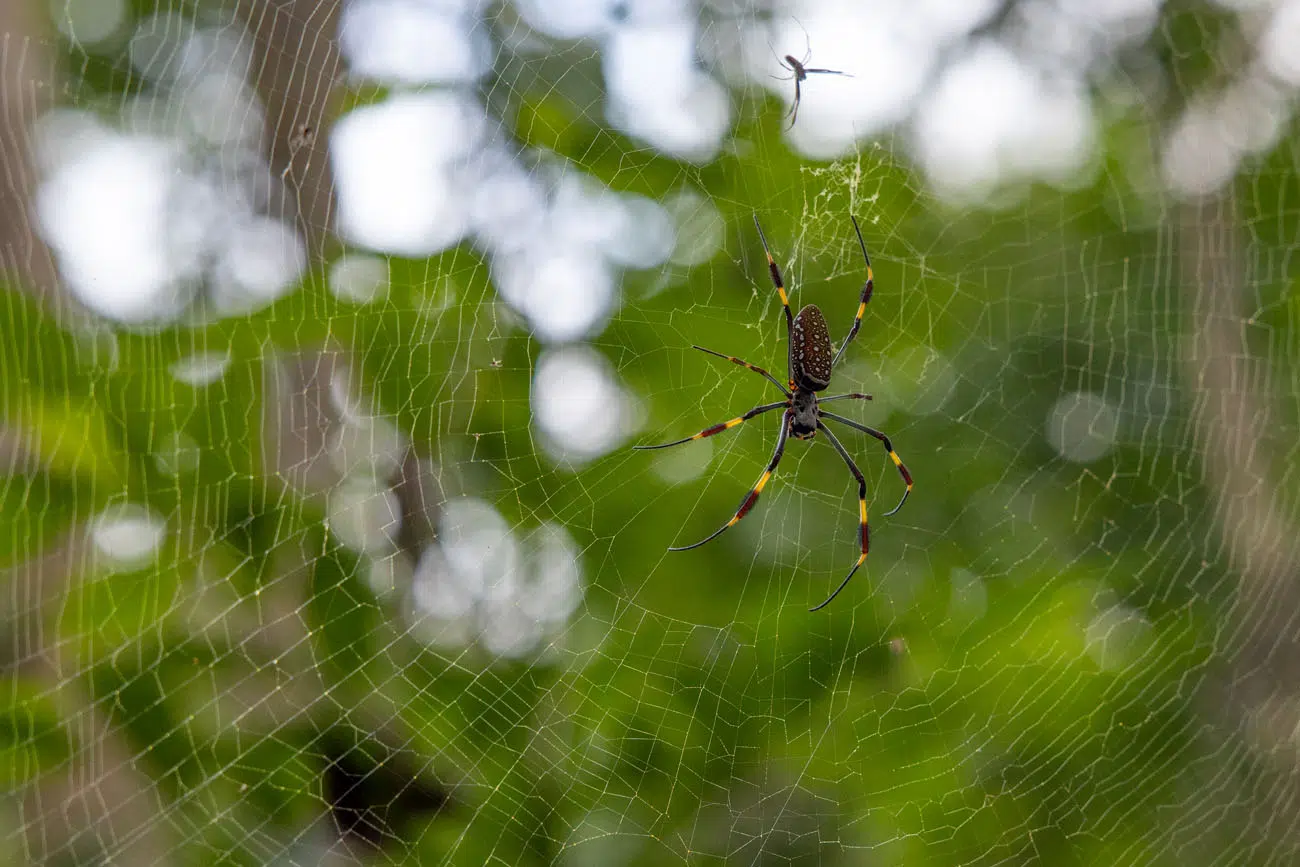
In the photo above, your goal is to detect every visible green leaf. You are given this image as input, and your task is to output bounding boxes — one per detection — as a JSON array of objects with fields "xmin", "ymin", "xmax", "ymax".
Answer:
[
  {"xmin": 0, "ymin": 680, "xmax": 72, "ymax": 786},
  {"xmin": 308, "ymin": 533, "xmax": 381, "ymax": 685}
]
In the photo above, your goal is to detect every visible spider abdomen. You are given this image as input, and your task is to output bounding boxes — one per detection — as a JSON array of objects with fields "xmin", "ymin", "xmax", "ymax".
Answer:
[{"xmin": 791, "ymin": 304, "xmax": 833, "ymax": 391}]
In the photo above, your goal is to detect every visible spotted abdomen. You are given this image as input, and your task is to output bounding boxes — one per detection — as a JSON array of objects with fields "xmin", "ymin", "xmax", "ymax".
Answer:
[{"xmin": 791, "ymin": 304, "xmax": 833, "ymax": 391}]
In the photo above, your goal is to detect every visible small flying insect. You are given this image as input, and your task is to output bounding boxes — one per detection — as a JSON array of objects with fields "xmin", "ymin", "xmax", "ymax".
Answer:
[
  {"xmin": 774, "ymin": 45, "xmax": 850, "ymax": 129},
  {"xmin": 636, "ymin": 215, "xmax": 912, "ymax": 611}
]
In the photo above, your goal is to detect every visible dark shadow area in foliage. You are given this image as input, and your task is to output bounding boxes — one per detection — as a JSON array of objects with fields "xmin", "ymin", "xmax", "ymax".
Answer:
[{"xmin": 321, "ymin": 730, "xmax": 451, "ymax": 850}]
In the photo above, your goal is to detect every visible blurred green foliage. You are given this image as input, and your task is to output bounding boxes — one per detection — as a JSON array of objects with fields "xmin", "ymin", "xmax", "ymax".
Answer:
[{"xmin": 5, "ymin": 1, "xmax": 1300, "ymax": 865}]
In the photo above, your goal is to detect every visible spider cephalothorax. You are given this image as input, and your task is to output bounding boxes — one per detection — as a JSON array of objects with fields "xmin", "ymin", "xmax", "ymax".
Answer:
[
  {"xmin": 635, "ymin": 214, "xmax": 912, "ymax": 611},
  {"xmin": 788, "ymin": 389, "xmax": 818, "ymax": 440}
]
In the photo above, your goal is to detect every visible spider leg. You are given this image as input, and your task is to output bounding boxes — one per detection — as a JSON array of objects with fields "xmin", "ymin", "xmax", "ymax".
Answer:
[
  {"xmin": 818, "ymin": 393, "xmax": 872, "ymax": 404},
  {"xmin": 634, "ymin": 400, "xmax": 788, "ymax": 451},
  {"xmin": 831, "ymin": 215, "xmax": 874, "ymax": 370},
  {"xmin": 794, "ymin": 18, "xmax": 812, "ymax": 68},
  {"xmin": 692, "ymin": 345, "xmax": 791, "ymax": 396},
  {"xmin": 820, "ymin": 410, "xmax": 912, "ymax": 515},
  {"xmin": 752, "ymin": 215, "xmax": 796, "ymax": 383},
  {"xmin": 669, "ymin": 410, "xmax": 791, "ymax": 551},
  {"xmin": 810, "ymin": 422, "xmax": 868, "ymax": 611},
  {"xmin": 786, "ymin": 77, "xmax": 802, "ymax": 128},
  {"xmin": 767, "ymin": 39, "xmax": 792, "ymax": 77},
  {"xmin": 804, "ymin": 68, "xmax": 850, "ymax": 76}
]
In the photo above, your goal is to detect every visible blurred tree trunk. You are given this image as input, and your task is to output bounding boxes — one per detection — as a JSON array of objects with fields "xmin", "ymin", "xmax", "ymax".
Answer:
[
  {"xmin": 238, "ymin": 0, "xmax": 350, "ymax": 503},
  {"xmin": 1, "ymin": 6, "xmax": 174, "ymax": 865},
  {"xmin": 1182, "ymin": 189, "xmax": 1300, "ymax": 847},
  {"xmin": 0, "ymin": 0, "xmax": 58, "ymax": 299},
  {"xmin": 239, "ymin": 0, "xmax": 439, "ymax": 552},
  {"xmin": 239, "ymin": 0, "xmax": 342, "ymax": 260}
]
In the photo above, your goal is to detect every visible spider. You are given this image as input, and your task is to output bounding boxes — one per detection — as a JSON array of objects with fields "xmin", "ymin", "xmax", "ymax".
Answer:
[
  {"xmin": 773, "ymin": 38, "xmax": 850, "ymax": 129},
  {"xmin": 635, "ymin": 214, "xmax": 912, "ymax": 611}
]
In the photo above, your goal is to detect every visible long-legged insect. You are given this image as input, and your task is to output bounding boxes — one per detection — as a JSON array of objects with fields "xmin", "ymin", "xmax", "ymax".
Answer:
[{"xmin": 770, "ymin": 25, "xmax": 851, "ymax": 129}]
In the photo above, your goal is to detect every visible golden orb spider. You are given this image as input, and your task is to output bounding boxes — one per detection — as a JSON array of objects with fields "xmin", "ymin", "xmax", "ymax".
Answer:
[{"xmin": 635, "ymin": 215, "xmax": 912, "ymax": 611}]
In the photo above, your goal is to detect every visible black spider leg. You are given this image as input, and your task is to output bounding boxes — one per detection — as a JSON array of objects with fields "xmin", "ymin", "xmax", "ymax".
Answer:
[
  {"xmin": 669, "ymin": 409, "xmax": 792, "ymax": 551},
  {"xmin": 831, "ymin": 215, "xmax": 874, "ymax": 371},
  {"xmin": 810, "ymin": 421, "xmax": 869, "ymax": 612},
  {"xmin": 794, "ymin": 20, "xmax": 813, "ymax": 70},
  {"xmin": 786, "ymin": 75, "xmax": 803, "ymax": 128},
  {"xmin": 634, "ymin": 401, "xmax": 789, "ymax": 451},
  {"xmin": 818, "ymin": 393, "xmax": 871, "ymax": 404},
  {"xmin": 691, "ymin": 345, "xmax": 790, "ymax": 397},
  {"xmin": 819, "ymin": 410, "xmax": 912, "ymax": 515},
  {"xmin": 752, "ymin": 215, "xmax": 795, "ymax": 383}
]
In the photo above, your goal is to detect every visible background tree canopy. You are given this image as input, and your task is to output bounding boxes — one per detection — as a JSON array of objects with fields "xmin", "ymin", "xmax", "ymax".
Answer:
[{"xmin": 3, "ymin": 0, "xmax": 1300, "ymax": 864}]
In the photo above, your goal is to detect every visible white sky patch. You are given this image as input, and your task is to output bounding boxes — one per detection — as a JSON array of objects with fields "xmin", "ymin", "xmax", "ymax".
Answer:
[
  {"xmin": 52, "ymin": 0, "xmax": 129, "ymax": 48},
  {"xmin": 181, "ymin": 69, "xmax": 264, "ymax": 148},
  {"xmin": 548, "ymin": 173, "xmax": 630, "ymax": 252},
  {"xmin": 513, "ymin": 523, "xmax": 583, "ymax": 625},
  {"xmin": 413, "ymin": 523, "xmax": 484, "ymax": 622},
  {"xmin": 328, "ymin": 411, "xmax": 409, "ymax": 483},
  {"xmin": 128, "ymin": 13, "xmax": 190, "ymax": 82},
  {"xmin": 1208, "ymin": 0, "xmax": 1274, "ymax": 10},
  {"xmin": 1263, "ymin": 0, "xmax": 1300, "ymax": 85},
  {"xmin": 533, "ymin": 346, "xmax": 633, "ymax": 464},
  {"xmin": 549, "ymin": 174, "xmax": 675, "ymax": 269},
  {"xmin": 913, "ymin": 42, "xmax": 1095, "ymax": 199},
  {"xmin": 493, "ymin": 243, "xmax": 616, "ymax": 343},
  {"xmin": 470, "ymin": 166, "xmax": 674, "ymax": 341},
  {"xmin": 907, "ymin": 0, "xmax": 1002, "ymax": 41},
  {"xmin": 327, "ymin": 477, "xmax": 403, "ymax": 555},
  {"xmin": 1161, "ymin": 75, "xmax": 1286, "ymax": 198},
  {"xmin": 601, "ymin": 194, "xmax": 676, "ymax": 269},
  {"xmin": 169, "ymin": 351, "xmax": 231, "ymax": 386},
  {"xmin": 514, "ymin": 0, "xmax": 625, "ymax": 39},
  {"xmin": 210, "ymin": 216, "xmax": 307, "ymax": 315},
  {"xmin": 1047, "ymin": 391, "xmax": 1120, "ymax": 463},
  {"xmin": 32, "ymin": 109, "xmax": 110, "ymax": 175},
  {"xmin": 1161, "ymin": 101, "xmax": 1235, "ymax": 197},
  {"xmin": 165, "ymin": 171, "xmax": 235, "ymax": 269},
  {"xmin": 478, "ymin": 167, "xmax": 679, "ymax": 342},
  {"xmin": 37, "ymin": 132, "xmax": 198, "ymax": 324},
  {"xmin": 411, "ymin": 499, "xmax": 583, "ymax": 660},
  {"xmin": 331, "ymin": 92, "xmax": 485, "ymax": 255},
  {"xmin": 604, "ymin": 22, "xmax": 732, "ymax": 163},
  {"xmin": 341, "ymin": 0, "xmax": 491, "ymax": 85},
  {"xmin": 91, "ymin": 504, "xmax": 167, "ymax": 571},
  {"xmin": 422, "ymin": 498, "xmax": 518, "ymax": 608},
  {"xmin": 329, "ymin": 253, "xmax": 390, "ymax": 304},
  {"xmin": 175, "ymin": 26, "xmax": 255, "ymax": 86},
  {"xmin": 470, "ymin": 161, "xmax": 548, "ymax": 255},
  {"xmin": 1046, "ymin": 0, "xmax": 1162, "ymax": 45}
]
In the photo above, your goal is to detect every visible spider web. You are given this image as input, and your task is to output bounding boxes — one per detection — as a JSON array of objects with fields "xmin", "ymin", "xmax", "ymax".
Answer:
[{"xmin": 5, "ymin": 0, "xmax": 1300, "ymax": 864}]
